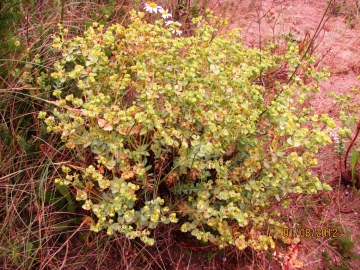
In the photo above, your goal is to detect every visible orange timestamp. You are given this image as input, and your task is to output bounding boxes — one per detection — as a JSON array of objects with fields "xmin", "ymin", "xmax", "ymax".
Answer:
[{"xmin": 282, "ymin": 227, "xmax": 338, "ymax": 239}]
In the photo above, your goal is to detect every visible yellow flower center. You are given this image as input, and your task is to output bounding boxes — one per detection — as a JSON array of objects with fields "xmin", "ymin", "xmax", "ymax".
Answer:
[{"xmin": 148, "ymin": 2, "xmax": 157, "ymax": 8}]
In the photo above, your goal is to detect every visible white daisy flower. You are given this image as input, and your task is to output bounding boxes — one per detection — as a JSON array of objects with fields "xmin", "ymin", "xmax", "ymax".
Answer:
[
  {"xmin": 165, "ymin": 20, "xmax": 174, "ymax": 26},
  {"xmin": 144, "ymin": 1, "xmax": 162, "ymax": 14},
  {"xmin": 172, "ymin": 23, "xmax": 183, "ymax": 35},
  {"xmin": 173, "ymin": 29, "xmax": 183, "ymax": 36},
  {"xmin": 164, "ymin": 20, "xmax": 182, "ymax": 35},
  {"xmin": 159, "ymin": 8, "xmax": 172, "ymax": 19},
  {"xmin": 165, "ymin": 20, "xmax": 181, "ymax": 27}
]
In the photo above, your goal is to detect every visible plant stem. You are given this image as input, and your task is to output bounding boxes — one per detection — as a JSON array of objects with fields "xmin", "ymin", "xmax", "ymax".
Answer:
[{"xmin": 344, "ymin": 119, "xmax": 360, "ymax": 170}]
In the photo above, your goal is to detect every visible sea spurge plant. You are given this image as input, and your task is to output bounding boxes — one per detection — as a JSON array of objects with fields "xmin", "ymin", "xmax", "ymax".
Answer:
[{"xmin": 42, "ymin": 11, "xmax": 334, "ymax": 250}]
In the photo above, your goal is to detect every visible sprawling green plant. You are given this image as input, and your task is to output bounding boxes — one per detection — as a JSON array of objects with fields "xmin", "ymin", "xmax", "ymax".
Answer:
[{"xmin": 40, "ymin": 10, "xmax": 335, "ymax": 250}]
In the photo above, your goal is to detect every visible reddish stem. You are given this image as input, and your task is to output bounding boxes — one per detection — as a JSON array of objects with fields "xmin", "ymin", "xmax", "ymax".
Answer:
[{"xmin": 344, "ymin": 120, "xmax": 360, "ymax": 170}]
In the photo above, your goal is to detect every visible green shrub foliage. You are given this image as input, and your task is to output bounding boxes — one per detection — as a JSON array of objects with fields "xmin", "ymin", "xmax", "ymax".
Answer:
[{"xmin": 41, "ymin": 10, "xmax": 335, "ymax": 250}]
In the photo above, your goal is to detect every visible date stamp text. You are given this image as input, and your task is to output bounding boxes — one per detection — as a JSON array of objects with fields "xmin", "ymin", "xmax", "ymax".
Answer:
[{"xmin": 282, "ymin": 228, "xmax": 338, "ymax": 238}]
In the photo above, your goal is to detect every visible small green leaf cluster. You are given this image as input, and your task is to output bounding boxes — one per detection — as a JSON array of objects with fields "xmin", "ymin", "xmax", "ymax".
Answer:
[
  {"xmin": 42, "ymin": 10, "xmax": 334, "ymax": 250},
  {"xmin": 0, "ymin": 0, "xmax": 24, "ymax": 88},
  {"xmin": 329, "ymin": 85, "xmax": 360, "ymax": 157},
  {"xmin": 329, "ymin": 88, "xmax": 359, "ymax": 133}
]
